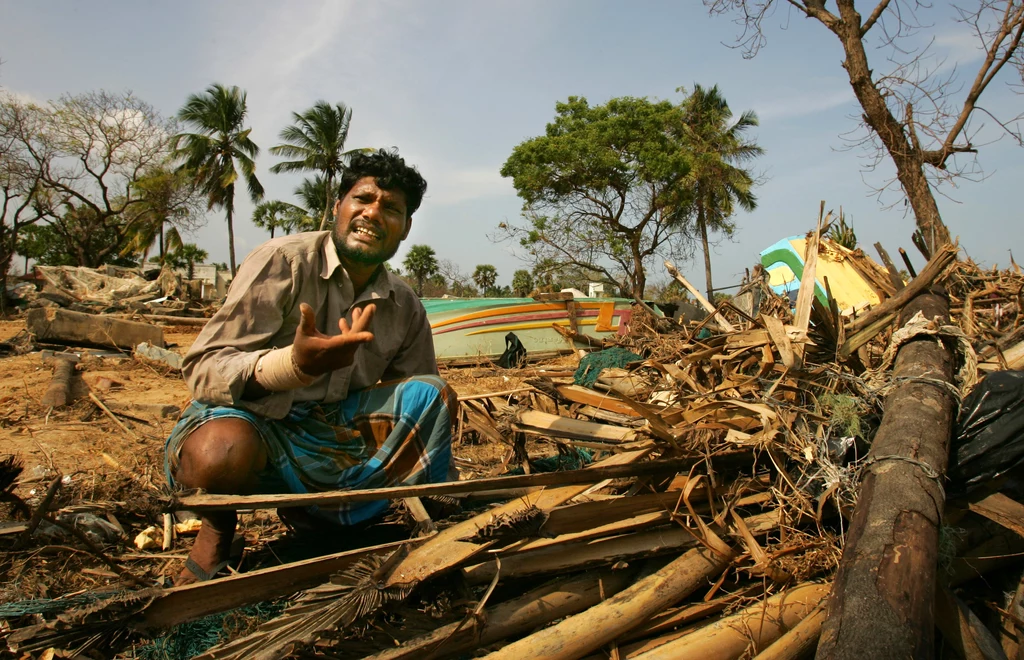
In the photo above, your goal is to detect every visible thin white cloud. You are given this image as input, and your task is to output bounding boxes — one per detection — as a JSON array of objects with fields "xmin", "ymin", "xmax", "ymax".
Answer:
[{"xmin": 754, "ymin": 89, "xmax": 855, "ymax": 122}]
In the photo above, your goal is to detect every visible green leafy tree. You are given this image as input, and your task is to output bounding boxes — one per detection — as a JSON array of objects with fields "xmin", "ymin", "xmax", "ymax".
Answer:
[
  {"xmin": 679, "ymin": 84, "xmax": 763, "ymax": 302},
  {"xmin": 18, "ymin": 214, "xmax": 140, "ymax": 268},
  {"xmin": 270, "ymin": 101, "xmax": 363, "ymax": 231},
  {"xmin": 252, "ymin": 200, "xmax": 308, "ymax": 238},
  {"xmin": 499, "ymin": 95, "xmax": 694, "ymax": 299},
  {"xmin": 172, "ymin": 83, "xmax": 264, "ymax": 276},
  {"xmin": 402, "ymin": 244, "xmax": 438, "ymax": 296},
  {"xmin": 472, "ymin": 264, "xmax": 498, "ymax": 296},
  {"xmin": 511, "ymin": 269, "xmax": 534, "ymax": 297}
]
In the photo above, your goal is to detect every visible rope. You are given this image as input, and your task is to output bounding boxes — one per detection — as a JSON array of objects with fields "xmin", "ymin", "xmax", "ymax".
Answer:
[{"xmin": 860, "ymin": 454, "xmax": 946, "ymax": 501}]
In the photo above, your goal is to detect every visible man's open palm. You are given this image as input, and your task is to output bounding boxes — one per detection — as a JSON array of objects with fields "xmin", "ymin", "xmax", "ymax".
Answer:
[{"xmin": 292, "ymin": 302, "xmax": 375, "ymax": 376}]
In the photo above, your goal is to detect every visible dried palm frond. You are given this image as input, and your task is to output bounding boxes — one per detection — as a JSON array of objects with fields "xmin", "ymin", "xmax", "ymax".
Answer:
[
  {"xmin": 460, "ymin": 504, "xmax": 550, "ymax": 544},
  {"xmin": 194, "ymin": 551, "xmax": 414, "ymax": 660}
]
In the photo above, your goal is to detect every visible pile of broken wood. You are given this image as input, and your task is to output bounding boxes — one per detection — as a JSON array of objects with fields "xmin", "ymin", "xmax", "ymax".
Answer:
[{"xmin": 7, "ymin": 237, "xmax": 1024, "ymax": 659}]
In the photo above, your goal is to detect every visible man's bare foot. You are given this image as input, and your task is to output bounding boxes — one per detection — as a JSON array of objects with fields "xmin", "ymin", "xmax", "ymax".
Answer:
[{"xmin": 174, "ymin": 512, "xmax": 237, "ymax": 586}]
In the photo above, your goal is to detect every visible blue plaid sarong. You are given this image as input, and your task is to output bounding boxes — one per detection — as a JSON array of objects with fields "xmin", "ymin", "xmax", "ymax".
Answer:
[{"xmin": 165, "ymin": 375, "xmax": 457, "ymax": 525}]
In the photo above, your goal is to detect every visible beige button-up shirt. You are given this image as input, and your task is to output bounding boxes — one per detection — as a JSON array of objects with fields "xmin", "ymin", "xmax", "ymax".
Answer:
[{"xmin": 183, "ymin": 231, "xmax": 438, "ymax": 420}]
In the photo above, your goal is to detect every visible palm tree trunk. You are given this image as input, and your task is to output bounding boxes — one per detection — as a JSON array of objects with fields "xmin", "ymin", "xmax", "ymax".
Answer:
[
  {"xmin": 271, "ymin": 226, "xmax": 275, "ymax": 239},
  {"xmin": 318, "ymin": 173, "xmax": 335, "ymax": 232},
  {"xmin": 699, "ymin": 206, "xmax": 714, "ymax": 303},
  {"xmin": 159, "ymin": 222, "xmax": 165, "ymax": 263},
  {"xmin": 227, "ymin": 205, "xmax": 237, "ymax": 277}
]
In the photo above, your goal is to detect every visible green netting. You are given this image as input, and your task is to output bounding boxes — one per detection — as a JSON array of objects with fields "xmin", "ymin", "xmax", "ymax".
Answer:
[
  {"xmin": 573, "ymin": 347, "xmax": 643, "ymax": 388},
  {"xmin": 132, "ymin": 601, "xmax": 284, "ymax": 660},
  {"xmin": 506, "ymin": 447, "xmax": 593, "ymax": 475}
]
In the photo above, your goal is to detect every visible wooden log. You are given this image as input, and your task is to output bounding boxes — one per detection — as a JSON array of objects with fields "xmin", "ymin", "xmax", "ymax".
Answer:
[
  {"xmin": 753, "ymin": 605, "xmax": 827, "ymax": 660},
  {"xmin": 134, "ymin": 313, "xmax": 210, "ymax": 326},
  {"xmin": 40, "ymin": 355, "xmax": 78, "ymax": 407},
  {"xmin": 480, "ymin": 537, "xmax": 736, "ymax": 660},
  {"xmin": 28, "ymin": 308, "xmax": 165, "ymax": 350},
  {"xmin": 629, "ymin": 582, "xmax": 829, "ymax": 660},
  {"xmin": 817, "ymin": 289, "xmax": 956, "ymax": 660},
  {"xmin": 365, "ymin": 569, "xmax": 636, "ymax": 660}
]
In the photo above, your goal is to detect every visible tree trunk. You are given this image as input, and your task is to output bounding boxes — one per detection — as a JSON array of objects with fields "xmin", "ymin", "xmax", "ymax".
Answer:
[
  {"xmin": 829, "ymin": 0, "xmax": 953, "ymax": 254},
  {"xmin": 699, "ymin": 206, "xmax": 714, "ymax": 303},
  {"xmin": 319, "ymin": 173, "xmax": 335, "ymax": 232},
  {"xmin": 159, "ymin": 221, "xmax": 165, "ymax": 262},
  {"xmin": 227, "ymin": 204, "xmax": 237, "ymax": 277},
  {"xmin": 816, "ymin": 287, "xmax": 955, "ymax": 659}
]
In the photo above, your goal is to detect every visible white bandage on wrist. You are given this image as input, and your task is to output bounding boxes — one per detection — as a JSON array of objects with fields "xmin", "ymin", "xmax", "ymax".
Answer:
[{"xmin": 254, "ymin": 346, "xmax": 317, "ymax": 392}]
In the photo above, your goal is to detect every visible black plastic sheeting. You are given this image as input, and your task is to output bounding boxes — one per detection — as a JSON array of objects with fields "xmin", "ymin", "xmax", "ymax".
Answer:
[{"xmin": 950, "ymin": 370, "xmax": 1024, "ymax": 495}]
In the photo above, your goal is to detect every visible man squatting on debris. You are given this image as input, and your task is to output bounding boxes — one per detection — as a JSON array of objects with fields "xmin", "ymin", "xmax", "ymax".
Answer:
[{"xmin": 163, "ymin": 149, "xmax": 457, "ymax": 585}]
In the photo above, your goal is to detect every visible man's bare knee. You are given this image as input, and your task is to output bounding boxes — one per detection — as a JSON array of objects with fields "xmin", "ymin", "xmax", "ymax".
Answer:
[{"xmin": 176, "ymin": 418, "xmax": 266, "ymax": 494}]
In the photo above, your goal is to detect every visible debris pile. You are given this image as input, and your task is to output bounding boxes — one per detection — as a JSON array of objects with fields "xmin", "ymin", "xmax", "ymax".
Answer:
[{"xmin": 6, "ymin": 233, "xmax": 1024, "ymax": 659}]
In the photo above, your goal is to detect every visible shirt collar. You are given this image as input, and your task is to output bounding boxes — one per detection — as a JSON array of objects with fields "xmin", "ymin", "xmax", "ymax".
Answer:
[{"xmin": 319, "ymin": 231, "xmax": 400, "ymax": 304}]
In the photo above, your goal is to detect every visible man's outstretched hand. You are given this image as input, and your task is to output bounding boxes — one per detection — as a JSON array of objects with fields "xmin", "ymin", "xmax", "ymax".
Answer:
[{"xmin": 292, "ymin": 302, "xmax": 375, "ymax": 377}]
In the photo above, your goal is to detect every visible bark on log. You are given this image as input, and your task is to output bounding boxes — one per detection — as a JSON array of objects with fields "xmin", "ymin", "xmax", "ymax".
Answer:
[
  {"xmin": 40, "ymin": 357, "xmax": 78, "ymax": 407},
  {"xmin": 28, "ymin": 308, "xmax": 165, "ymax": 350},
  {"xmin": 817, "ymin": 288, "xmax": 956, "ymax": 660}
]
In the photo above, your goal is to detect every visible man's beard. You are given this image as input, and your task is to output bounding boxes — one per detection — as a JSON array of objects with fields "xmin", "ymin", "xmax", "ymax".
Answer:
[{"xmin": 332, "ymin": 233, "xmax": 401, "ymax": 266}]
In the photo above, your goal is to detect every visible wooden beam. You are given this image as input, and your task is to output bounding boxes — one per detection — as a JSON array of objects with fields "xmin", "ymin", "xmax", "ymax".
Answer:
[
  {"xmin": 515, "ymin": 409, "xmax": 636, "ymax": 443},
  {"xmin": 28, "ymin": 308, "xmax": 165, "ymax": 350},
  {"xmin": 664, "ymin": 261, "xmax": 735, "ymax": 332},
  {"xmin": 172, "ymin": 453, "xmax": 756, "ymax": 513},
  {"xmin": 136, "ymin": 540, "xmax": 414, "ymax": 630},
  {"xmin": 874, "ymin": 242, "xmax": 906, "ymax": 291}
]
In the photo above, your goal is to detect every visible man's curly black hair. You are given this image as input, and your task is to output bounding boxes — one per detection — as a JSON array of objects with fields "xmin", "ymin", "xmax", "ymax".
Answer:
[{"xmin": 336, "ymin": 148, "xmax": 428, "ymax": 216}]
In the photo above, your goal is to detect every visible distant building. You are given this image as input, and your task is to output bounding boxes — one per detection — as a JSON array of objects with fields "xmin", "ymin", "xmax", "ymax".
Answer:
[{"xmin": 177, "ymin": 264, "xmax": 232, "ymax": 300}]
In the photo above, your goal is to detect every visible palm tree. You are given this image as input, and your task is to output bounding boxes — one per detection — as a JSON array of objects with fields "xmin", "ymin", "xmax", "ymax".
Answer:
[
  {"xmin": 403, "ymin": 244, "xmax": 438, "ymax": 296},
  {"xmin": 172, "ymin": 83, "xmax": 264, "ymax": 276},
  {"xmin": 122, "ymin": 165, "xmax": 201, "ymax": 264},
  {"xmin": 252, "ymin": 200, "xmax": 307, "ymax": 238},
  {"xmin": 511, "ymin": 269, "xmax": 534, "ymax": 297},
  {"xmin": 168, "ymin": 243, "xmax": 209, "ymax": 280},
  {"xmin": 473, "ymin": 264, "xmax": 498, "ymax": 296},
  {"xmin": 680, "ymin": 84, "xmax": 764, "ymax": 302},
  {"xmin": 294, "ymin": 176, "xmax": 330, "ymax": 231},
  {"xmin": 270, "ymin": 101, "xmax": 361, "ymax": 231}
]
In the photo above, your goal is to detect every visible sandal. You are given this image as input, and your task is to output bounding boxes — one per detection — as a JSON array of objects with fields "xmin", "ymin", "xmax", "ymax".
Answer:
[{"xmin": 183, "ymin": 556, "xmax": 232, "ymax": 582}]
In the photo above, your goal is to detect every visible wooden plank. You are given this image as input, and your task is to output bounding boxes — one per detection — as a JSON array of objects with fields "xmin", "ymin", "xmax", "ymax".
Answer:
[
  {"xmin": 172, "ymin": 451, "xmax": 757, "ymax": 513},
  {"xmin": 383, "ymin": 449, "xmax": 651, "ymax": 588},
  {"xmin": 138, "ymin": 539, "xmax": 413, "ymax": 630},
  {"xmin": 762, "ymin": 314, "xmax": 802, "ymax": 370},
  {"xmin": 875, "ymin": 242, "xmax": 906, "ymax": 291},
  {"xmin": 28, "ymin": 308, "xmax": 165, "ymax": 350},
  {"xmin": 515, "ymin": 409, "xmax": 636, "ymax": 443},
  {"xmin": 968, "ymin": 492, "xmax": 1024, "ymax": 538},
  {"xmin": 793, "ymin": 209, "xmax": 825, "ymax": 338},
  {"xmin": 664, "ymin": 260, "xmax": 736, "ymax": 332},
  {"xmin": 557, "ymin": 382, "xmax": 634, "ymax": 415}
]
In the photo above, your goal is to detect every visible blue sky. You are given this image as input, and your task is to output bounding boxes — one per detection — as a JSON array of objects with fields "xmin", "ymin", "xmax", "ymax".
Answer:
[{"xmin": 1, "ymin": 1, "xmax": 1021, "ymax": 291}]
